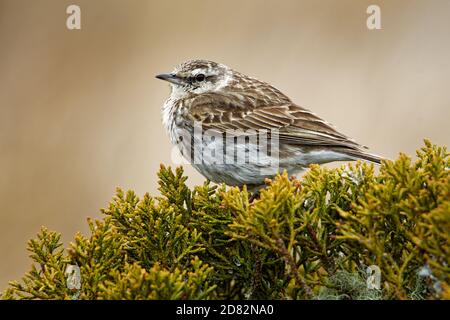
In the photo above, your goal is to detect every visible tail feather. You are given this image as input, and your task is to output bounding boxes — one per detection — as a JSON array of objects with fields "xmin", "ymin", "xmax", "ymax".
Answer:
[{"xmin": 343, "ymin": 149, "xmax": 384, "ymax": 164}]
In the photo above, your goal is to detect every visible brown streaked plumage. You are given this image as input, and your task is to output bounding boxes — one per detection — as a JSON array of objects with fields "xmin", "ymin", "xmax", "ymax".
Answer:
[{"xmin": 156, "ymin": 60, "xmax": 382, "ymax": 190}]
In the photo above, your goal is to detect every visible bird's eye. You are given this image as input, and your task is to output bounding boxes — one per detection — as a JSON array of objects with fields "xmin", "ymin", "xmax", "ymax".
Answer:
[{"xmin": 195, "ymin": 74, "xmax": 206, "ymax": 82}]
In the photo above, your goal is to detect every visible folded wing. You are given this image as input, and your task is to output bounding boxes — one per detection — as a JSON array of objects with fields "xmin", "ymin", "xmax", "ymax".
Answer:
[{"xmin": 185, "ymin": 91, "xmax": 382, "ymax": 164}]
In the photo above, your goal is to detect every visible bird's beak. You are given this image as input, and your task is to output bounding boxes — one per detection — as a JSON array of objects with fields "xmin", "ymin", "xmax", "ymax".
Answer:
[{"xmin": 155, "ymin": 73, "xmax": 184, "ymax": 85}]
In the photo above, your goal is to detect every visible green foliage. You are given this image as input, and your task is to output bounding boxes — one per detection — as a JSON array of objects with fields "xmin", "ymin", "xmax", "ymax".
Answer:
[
  {"xmin": 316, "ymin": 269, "xmax": 383, "ymax": 300},
  {"xmin": 2, "ymin": 140, "xmax": 449, "ymax": 300}
]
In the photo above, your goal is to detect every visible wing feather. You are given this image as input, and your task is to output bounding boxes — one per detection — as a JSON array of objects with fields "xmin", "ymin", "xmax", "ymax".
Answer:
[{"xmin": 185, "ymin": 92, "xmax": 368, "ymax": 153}]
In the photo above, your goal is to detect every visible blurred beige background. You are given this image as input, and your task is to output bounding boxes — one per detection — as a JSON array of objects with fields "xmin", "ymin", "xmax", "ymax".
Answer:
[{"xmin": 1, "ymin": 0, "xmax": 449, "ymax": 290}]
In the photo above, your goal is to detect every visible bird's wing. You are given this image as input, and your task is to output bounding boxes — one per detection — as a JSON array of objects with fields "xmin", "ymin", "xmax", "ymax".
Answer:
[{"xmin": 185, "ymin": 92, "xmax": 365, "ymax": 151}]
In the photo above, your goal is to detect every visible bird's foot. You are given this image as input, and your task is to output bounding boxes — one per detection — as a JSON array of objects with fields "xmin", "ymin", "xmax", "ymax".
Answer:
[
  {"xmin": 244, "ymin": 184, "xmax": 265, "ymax": 203},
  {"xmin": 248, "ymin": 190, "xmax": 261, "ymax": 203}
]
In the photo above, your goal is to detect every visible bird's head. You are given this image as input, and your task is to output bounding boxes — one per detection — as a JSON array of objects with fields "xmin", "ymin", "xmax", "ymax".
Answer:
[{"xmin": 156, "ymin": 60, "xmax": 232, "ymax": 98}]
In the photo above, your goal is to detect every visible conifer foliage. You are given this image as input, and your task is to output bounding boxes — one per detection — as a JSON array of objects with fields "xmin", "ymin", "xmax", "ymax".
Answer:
[{"xmin": 2, "ymin": 140, "xmax": 449, "ymax": 300}]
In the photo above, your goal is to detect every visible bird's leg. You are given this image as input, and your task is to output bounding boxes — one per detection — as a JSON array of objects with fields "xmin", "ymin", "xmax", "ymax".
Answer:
[
  {"xmin": 246, "ymin": 184, "xmax": 265, "ymax": 203},
  {"xmin": 248, "ymin": 190, "xmax": 261, "ymax": 203}
]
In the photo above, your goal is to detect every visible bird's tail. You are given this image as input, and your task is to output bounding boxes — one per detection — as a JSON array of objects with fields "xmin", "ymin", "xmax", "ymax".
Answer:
[{"xmin": 343, "ymin": 149, "xmax": 384, "ymax": 164}]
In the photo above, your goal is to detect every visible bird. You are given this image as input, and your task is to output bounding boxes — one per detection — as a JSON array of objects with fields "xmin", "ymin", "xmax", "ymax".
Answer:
[{"xmin": 156, "ymin": 59, "xmax": 382, "ymax": 192}]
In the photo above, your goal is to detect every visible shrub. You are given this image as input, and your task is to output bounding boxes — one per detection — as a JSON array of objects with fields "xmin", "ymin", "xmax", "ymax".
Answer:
[{"xmin": 2, "ymin": 140, "xmax": 449, "ymax": 300}]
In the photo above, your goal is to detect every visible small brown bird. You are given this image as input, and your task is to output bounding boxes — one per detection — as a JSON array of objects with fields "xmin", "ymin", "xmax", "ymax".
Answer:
[{"xmin": 156, "ymin": 60, "xmax": 382, "ymax": 191}]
